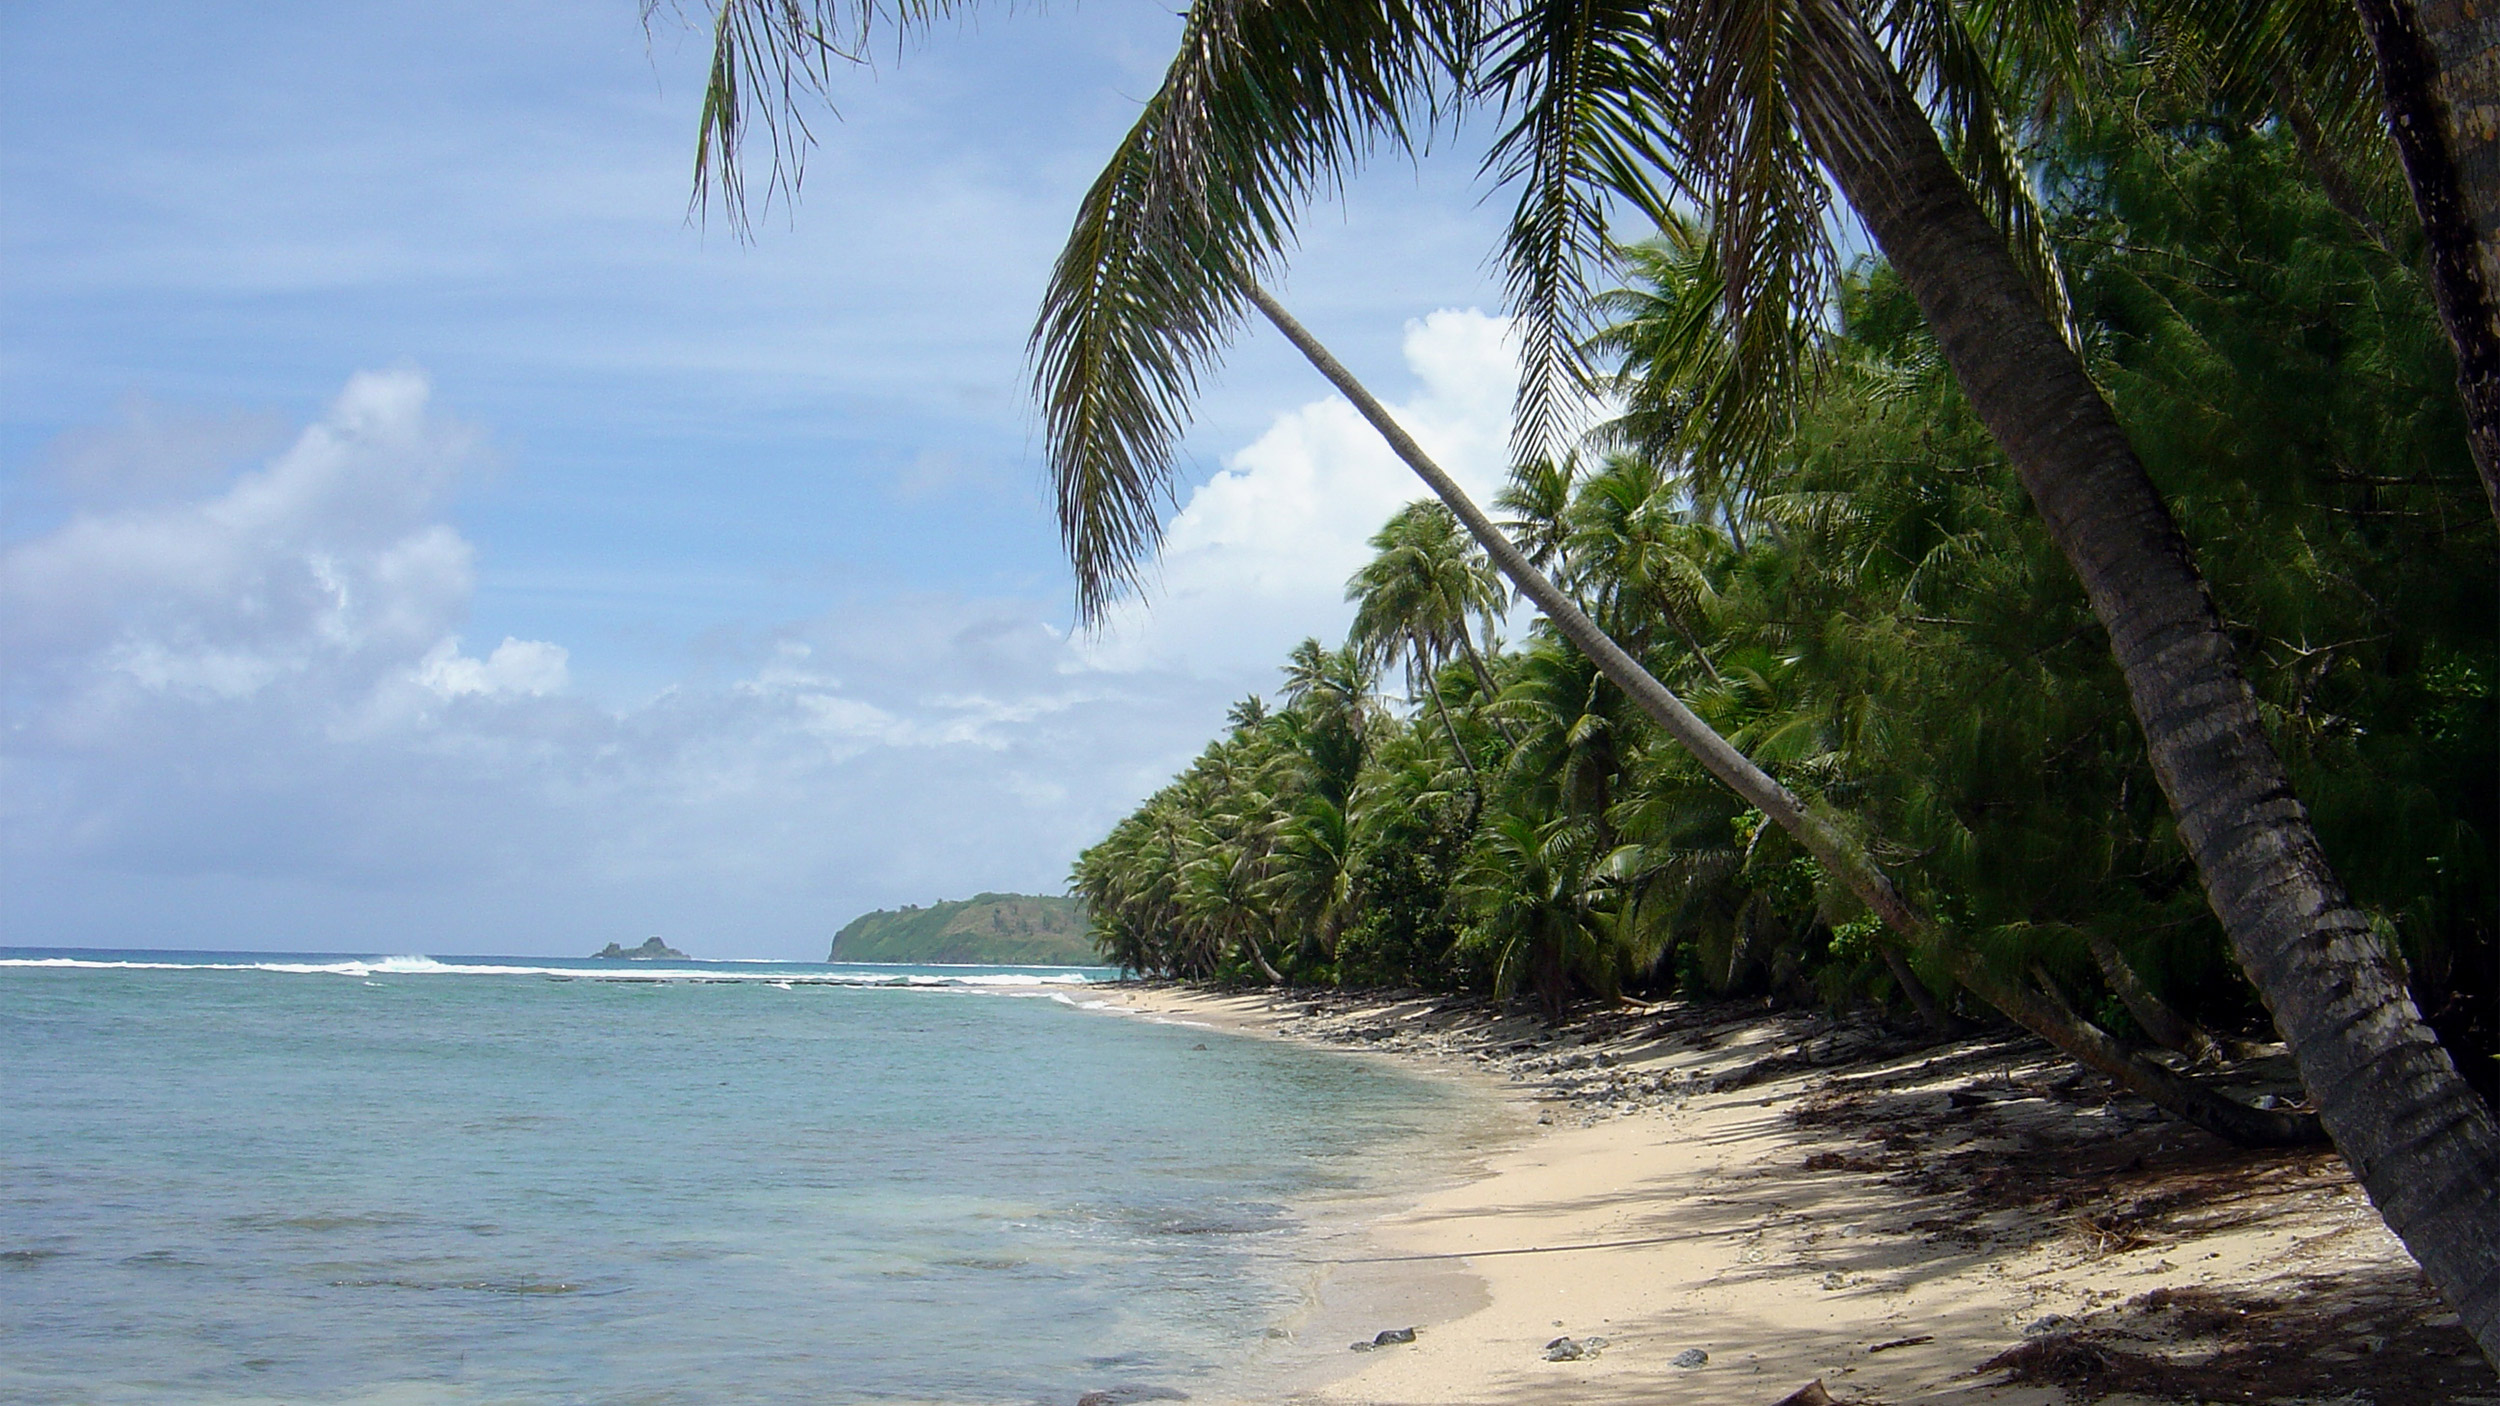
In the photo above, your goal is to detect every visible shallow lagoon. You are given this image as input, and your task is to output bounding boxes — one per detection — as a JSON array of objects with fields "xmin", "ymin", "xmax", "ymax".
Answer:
[{"xmin": 0, "ymin": 951, "xmax": 1477, "ymax": 1404}]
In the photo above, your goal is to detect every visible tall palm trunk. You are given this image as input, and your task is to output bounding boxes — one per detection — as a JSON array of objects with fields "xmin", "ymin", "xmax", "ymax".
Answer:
[
  {"xmin": 1237, "ymin": 917, "xmax": 1285, "ymax": 985},
  {"xmin": 1452, "ymin": 630, "xmax": 1519, "ymax": 744},
  {"xmin": 1244, "ymin": 281, "xmax": 2318, "ymax": 1149},
  {"xmin": 1786, "ymin": 0, "xmax": 2500, "ymax": 1360},
  {"xmin": 2351, "ymin": 0, "xmax": 2500, "ymax": 524},
  {"xmin": 1409, "ymin": 627, "xmax": 1486, "ymax": 790}
]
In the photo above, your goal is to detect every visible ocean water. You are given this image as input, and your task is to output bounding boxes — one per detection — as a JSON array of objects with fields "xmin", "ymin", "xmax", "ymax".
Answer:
[{"xmin": 0, "ymin": 950, "xmax": 1485, "ymax": 1405}]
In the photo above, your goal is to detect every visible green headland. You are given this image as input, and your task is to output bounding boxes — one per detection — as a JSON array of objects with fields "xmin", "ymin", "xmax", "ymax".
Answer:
[{"xmin": 827, "ymin": 893, "xmax": 1096, "ymax": 966}]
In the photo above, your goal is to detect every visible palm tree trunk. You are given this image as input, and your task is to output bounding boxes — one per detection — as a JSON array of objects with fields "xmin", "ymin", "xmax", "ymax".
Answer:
[
  {"xmin": 1239, "ymin": 920, "xmax": 1284, "ymax": 985},
  {"xmin": 1453, "ymin": 630, "xmax": 1520, "ymax": 744},
  {"xmin": 2352, "ymin": 0, "xmax": 2500, "ymax": 525},
  {"xmin": 1242, "ymin": 280, "xmax": 2316, "ymax": 1147},
  {"xmin": 1656, "ymin": 600, "xmax": 1726, "ymax": 686},
  {"xmin": 1411, "ymin": 628, "xmax": 1485, "ymax": 789},
  {"xmin": 1786, "ymin": 0, "xmax": 2500, "ymax": 1361},
  {"xmin": 2083, "ymin": 927, "xmax": 2223, "ymax": 1063},
  {"xmin": 1880, "ymin": 945, "xmax": 1950, "ymax": 1034}
]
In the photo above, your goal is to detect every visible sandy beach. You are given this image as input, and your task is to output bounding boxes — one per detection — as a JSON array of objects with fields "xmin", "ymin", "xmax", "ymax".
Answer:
[{"xmin": 1091, "ymin": 984, "xmax": 2496, "ymax": 1406}]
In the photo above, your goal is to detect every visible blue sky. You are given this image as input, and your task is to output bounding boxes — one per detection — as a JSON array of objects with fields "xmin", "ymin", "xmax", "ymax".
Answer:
[{"xmin": 1, "ymin": 1, "xmax": 1528, "ymax": 958}]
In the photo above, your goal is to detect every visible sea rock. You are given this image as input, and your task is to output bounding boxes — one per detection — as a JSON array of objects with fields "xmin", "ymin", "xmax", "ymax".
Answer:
[
  {"xmin": 1671, "ymin": 1347, "xmax": 1709, "ymax": 1368},
  {"xmin": 1543, "ymin": 1335, "xmax": 1606, "ymax": 1361},
  {"xmin": 1771, "ymin": 1382, "xmax": 1835, "ymax": 1406},
  {"xmin": 1371, "ymin": 1328, "xmax": 1416, "ymax": 1346},
  {"xmin": 593, "ymin": 937, "xmax": 689, "ymax": 961}
]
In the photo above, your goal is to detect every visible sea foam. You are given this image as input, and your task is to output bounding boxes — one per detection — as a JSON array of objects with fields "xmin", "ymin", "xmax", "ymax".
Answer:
[{"xmin": 0, "ymin": 953, "xmax": 1109, "ymax": 989}]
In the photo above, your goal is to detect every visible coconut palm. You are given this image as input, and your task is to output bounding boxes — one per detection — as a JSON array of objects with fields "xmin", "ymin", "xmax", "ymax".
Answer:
[
  {"xmin": 1347, "ymin": 500, "xmax": 1516, "ymax": 766},
  {"xmin": 1560, "ymin": 452, "xmax": 1729, "ymax": 680},
  {"xmin": 1580, "ymin": 216, "xmax": 1777, "ymax": 551},
  {"xmin": 1264, "ymin": 792, "xmax": 1357, "ymax": 961},
  {"xmin": 1492, "ymin": 454, "xmax": 1582, "ymax": 591},
  {"xmin": 684, "ymin": 0, "xmax": 2500, "ymax": 1357},
  {"xmin": 1460, "ymin": 804, "xmax": 1616, "ymax": 1020}
]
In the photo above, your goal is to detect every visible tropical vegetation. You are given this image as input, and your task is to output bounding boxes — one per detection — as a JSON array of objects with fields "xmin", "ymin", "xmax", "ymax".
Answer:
[
  {"xmin": 675, "ymin": 0, "xmax": 2500, "ymax": 1363},
  {"xmin": 1080, "ymin": 114, "xmax": 2493, "ymax": 1087}
]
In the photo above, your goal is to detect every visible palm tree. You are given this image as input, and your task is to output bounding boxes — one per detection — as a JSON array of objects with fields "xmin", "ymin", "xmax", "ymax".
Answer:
[
  {"xmin": 1493, "ymin": 636, "xmax": 1624, "ymax": 842},
  {"xmin": 1264, "ymin": 792, "xmax": 1357, "ymax": 961},
  {"xmin": 1461, "ymin": 805, "xmax": 1616, "ymax": 1021},
  {"xmin": 1581, "ymin": 217, "xmax": 1776, "ymax": 553},
  {"xmin": 1492, "ymin": 455, "xmax": 1581, "ymax": 590},
  {"xmin": 1275, "ymin": 637, "xmax": 1377, "ymax": 810},
  {"xmin": 684, "ymin": 0, "xmax": 2500, "ymax": 1357},
  {"xmin": 1559, "ymin": 453, "xmax": 1729, "ymax": 681},
  {"xmin": 1347, "ymin": 500, "xmax": 1516, "ymax": 767},
  {"xmin": 1180, "ymin": 834, "xmax": 1286, "ymax": 983}
]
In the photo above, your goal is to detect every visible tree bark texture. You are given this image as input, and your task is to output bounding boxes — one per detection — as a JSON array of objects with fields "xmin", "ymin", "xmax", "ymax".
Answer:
[
  {"xmin": 1788, "ymin": 0, "xmax": 2500, "ymax": 1361},
  {"xmin": 1243, "ymin": 281, "xmax": 2319, "ymax": 1151},
  {"xmin": 2354, "ymin": 0, "xmax": 2500, "ymax": 525}
]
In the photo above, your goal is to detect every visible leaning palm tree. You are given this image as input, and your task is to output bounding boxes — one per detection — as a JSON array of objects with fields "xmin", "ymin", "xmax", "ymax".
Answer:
[{"xmin": 680, "ymin": 0, "xmax": 2500, "ymax": 1359}]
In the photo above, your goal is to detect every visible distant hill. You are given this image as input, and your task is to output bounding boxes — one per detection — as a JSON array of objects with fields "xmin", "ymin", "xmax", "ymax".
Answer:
[{"xmin": 827, "ymin": 893, "xmax": 1099, "ymax": 966}]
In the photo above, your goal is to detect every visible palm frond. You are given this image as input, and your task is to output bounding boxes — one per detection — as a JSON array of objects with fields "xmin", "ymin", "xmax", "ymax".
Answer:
[
  {"xmin": 1873, "ymin": 0, "xmax": 2078, "ymax": 339},
  {"xmin": 1033, "ymin": 0, "xmax": 1474, "ymax": 620},
  {"xmin": 1479, "ymin": 0, "xmax": 1680, "ymax": 467},
  {"xmin": 670, "ymin": 0, "xmax": 961, "ymax": 230}
]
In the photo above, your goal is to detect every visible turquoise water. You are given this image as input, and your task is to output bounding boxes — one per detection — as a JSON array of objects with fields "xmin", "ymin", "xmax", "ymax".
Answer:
[{"xmin": 0, "ymin": 950, "xmax": 1478, "ymax": 1405}]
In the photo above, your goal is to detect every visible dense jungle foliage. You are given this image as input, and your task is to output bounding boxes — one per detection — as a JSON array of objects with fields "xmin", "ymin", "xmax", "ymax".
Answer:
[{"xmin": 1070, "ymin": 105, "xmax": 2497, "ymax": 1095}]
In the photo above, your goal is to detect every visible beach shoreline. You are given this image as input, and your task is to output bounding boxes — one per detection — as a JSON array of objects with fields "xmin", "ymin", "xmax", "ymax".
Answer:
[{"xmin": 1083, "ymin": 982, "xmax": 2495, "ymax": 1406}]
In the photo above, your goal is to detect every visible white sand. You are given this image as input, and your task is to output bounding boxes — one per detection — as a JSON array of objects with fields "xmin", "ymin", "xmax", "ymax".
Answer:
[{"xmin": 1090, "ymin": 985, "xmax": 2480, "ymax": 1406}]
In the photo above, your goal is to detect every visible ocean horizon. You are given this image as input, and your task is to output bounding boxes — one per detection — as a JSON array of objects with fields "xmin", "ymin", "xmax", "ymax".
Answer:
[{"xmin": 0, "ymin": 947, "xmax": 1488, "ymax": 1405}]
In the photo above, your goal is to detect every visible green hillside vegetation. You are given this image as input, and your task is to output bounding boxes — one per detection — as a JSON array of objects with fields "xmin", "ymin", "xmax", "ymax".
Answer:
[{"xmin": 828, "ymin": 893, "xmax": 1098, "ymax": 965}]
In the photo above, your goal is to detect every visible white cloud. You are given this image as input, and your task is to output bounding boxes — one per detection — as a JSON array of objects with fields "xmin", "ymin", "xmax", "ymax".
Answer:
[
  {"xmin": 0, "ymin": 372, "xmax": 1234, "ymax": 955},
  {"xmin": 1, "ymin": 370, "xmax": 481, "ymax": 682},
  {"xmin": 1083, "ymin": 309, "xmax": 1520, "ymax": 679},
  {"xmin": 0, "ymin": 319, "xmax": 1530, "ymax": 956},
  {"xmin": 414, "ymin": 637, "xmax": 570, "ymax": 698}
]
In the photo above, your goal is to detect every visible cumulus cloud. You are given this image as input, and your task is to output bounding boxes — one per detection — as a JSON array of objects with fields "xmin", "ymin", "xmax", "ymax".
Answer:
[
  {"xmin": 413, "ymin": 637, "xmax": 570, "ymax": 698},
  {"xmin": 2, "ymin": 370, "xmax": 489, "ymax": 696},
  {"xmin": 0, "ymin": 372, "xmax": 1228, "ymax": 954},
  {"xmin": 1084, "ymin": 309, "xmax": 1520, "ymax": 679},
  {"xmin": 2, "ymin": 315, "xmax": 1522, "ymax": 956}
]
